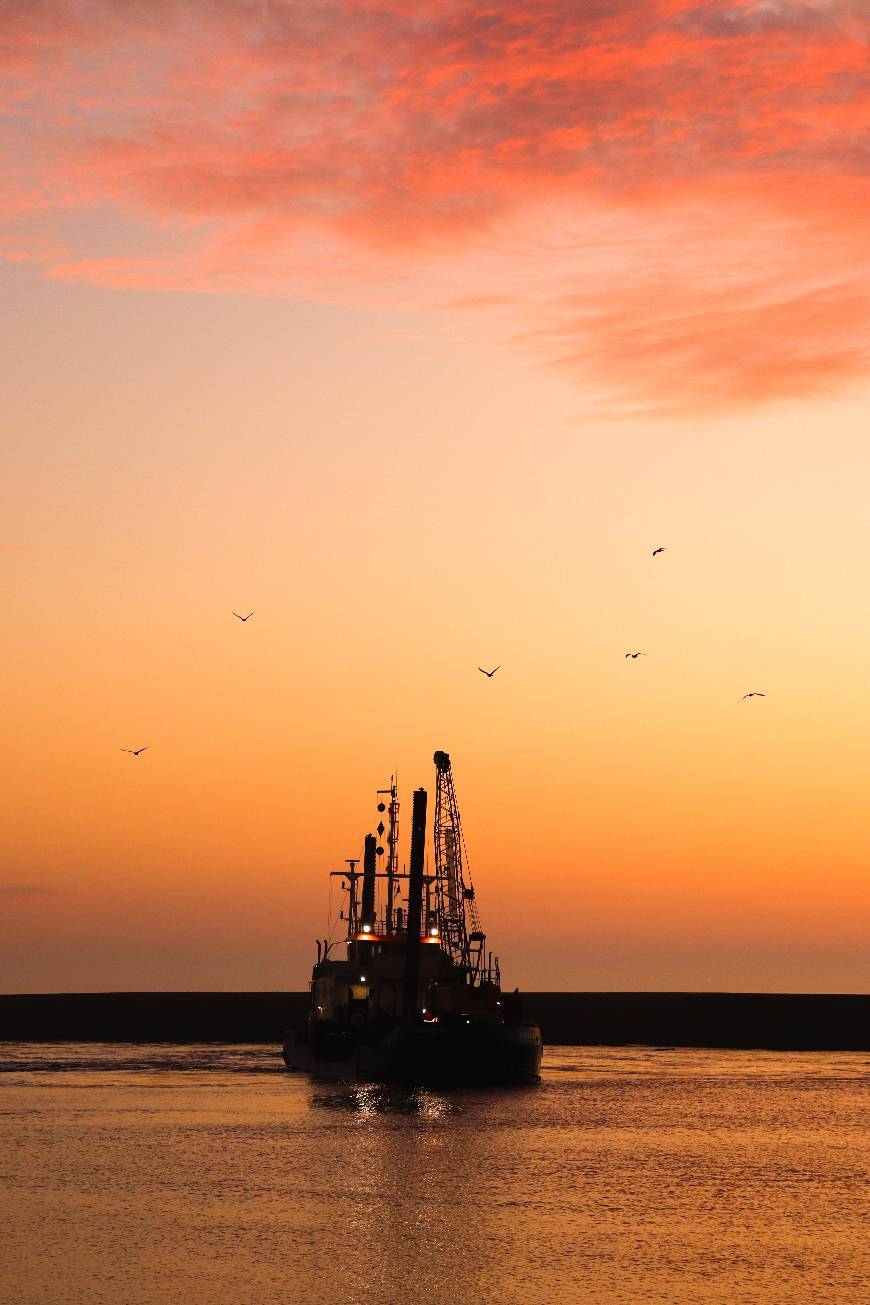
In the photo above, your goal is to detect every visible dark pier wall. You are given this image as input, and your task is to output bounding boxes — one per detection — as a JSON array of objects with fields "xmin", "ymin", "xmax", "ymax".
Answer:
[
  {"xmin": 0, "ymin": 993, "xmax": 309, "ymax": 1044},
  {"xmin": 1, "ymin": 992, "xmax": 867, "ymax": 1050},
  {"xmin": 523, "ymin": 992, "xmax": 869, "ymax": 1051}
]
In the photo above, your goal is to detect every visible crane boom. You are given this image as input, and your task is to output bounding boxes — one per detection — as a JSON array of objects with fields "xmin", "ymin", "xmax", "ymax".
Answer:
[{"xmin": 432, "ymin": 750, "xmax": 484, "ymax": 983}]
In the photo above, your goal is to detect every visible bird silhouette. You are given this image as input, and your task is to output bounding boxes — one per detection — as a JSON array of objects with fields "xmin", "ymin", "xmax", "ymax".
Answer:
[
  {"xmin": 625, "ymin": 652, "xmax": 645, "ymax": 659},
  {"xmin": 233, "ymin": 611, "xmax": 254, "ymax": 622},
  {"xmin": 652, "ymin": 547, "xmax": 666, "ymax": 557},
  {"xmin": 122, "ymin": 747, "xmax": 148, "ymax": 756},
  {"xmin": 740, "ymin": 692, "xmax": 766, "ymax": 701},
  {"xmin": 478, "ymin": 666, "xmax": 500, "ymax": 678}
]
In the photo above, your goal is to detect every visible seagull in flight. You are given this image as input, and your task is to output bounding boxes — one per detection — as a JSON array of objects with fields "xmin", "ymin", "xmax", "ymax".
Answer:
[
  {"xmin": 625, "ymin": 652, "xmax": 645, "ymax": 659},
  {"xmin": 478, "ymin": 665, "xmax": 500, "ymax": 678},
  {"xmin": 652, "ymin": 547, "xmax": 666, "ymax": 557},
  {"xmin": 233, "ymin": 611, "xmax": 255, "ymax": 622},
  {"xmin": 122, "ymin": 747, "xmax": 148, "ymax": 756},
  {"xmin": 740, "ymin": 692, "xmax": 766, "ymax": 701}
]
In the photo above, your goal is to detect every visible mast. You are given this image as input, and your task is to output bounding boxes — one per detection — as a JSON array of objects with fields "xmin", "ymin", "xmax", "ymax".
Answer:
[
  {"xmin": 344, "ymin": 858, "xmax": 360, "ymax": 938},
  {"xmin": 378, "ymin": 778, "xmax": 400, "ymax": 933}
]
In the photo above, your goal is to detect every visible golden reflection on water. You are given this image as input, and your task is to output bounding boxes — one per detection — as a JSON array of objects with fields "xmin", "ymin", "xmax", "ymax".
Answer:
[
  {"xmin": 312, "ymin": 1083, "xmax": 460, "ymax": 1117},
  {"xmin": 311, "ymin": 1083, "xmax": 495, "ymax": 1305},
  {"xmin": 0, "ymin": 1046, "xmax": 868, "ymax": 1305}
]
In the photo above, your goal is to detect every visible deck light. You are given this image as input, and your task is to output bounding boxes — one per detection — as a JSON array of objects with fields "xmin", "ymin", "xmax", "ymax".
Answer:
[
  {"xmin": 429, "ymin": 926, "xmax": 439, "ymax": 937},
  {"xmin": 361, "ymin": 923, "xmax": 372, "ymax": 933}
]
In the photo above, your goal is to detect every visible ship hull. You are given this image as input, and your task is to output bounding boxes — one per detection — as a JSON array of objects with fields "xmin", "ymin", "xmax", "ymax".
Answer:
[{"xmin": 283, "ymin": 1019, "xmax": 542, "ymax": 1085}]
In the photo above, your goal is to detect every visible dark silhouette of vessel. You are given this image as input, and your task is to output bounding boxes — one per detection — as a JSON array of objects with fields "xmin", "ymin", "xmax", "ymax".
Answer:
[{"xmin": 283, "ymin": 751, "xmax": 542, "ymax": 1084}]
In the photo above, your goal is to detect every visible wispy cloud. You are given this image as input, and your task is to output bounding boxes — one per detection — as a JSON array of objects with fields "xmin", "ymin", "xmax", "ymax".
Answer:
[{"xmin": 1, "ymin": 0, "xmax": 867, "ymax": 411}]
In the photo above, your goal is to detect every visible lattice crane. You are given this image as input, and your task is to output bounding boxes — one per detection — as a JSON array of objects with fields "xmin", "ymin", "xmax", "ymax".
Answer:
[{"xmin": 432, "ymin": 750, "xmax": 490, "ymax": 986}]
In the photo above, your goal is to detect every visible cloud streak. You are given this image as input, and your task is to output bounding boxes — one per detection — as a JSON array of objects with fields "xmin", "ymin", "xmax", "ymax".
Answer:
[{"xmin": 1, "ymin": 0, "xmax": 867, "ymax": 411}]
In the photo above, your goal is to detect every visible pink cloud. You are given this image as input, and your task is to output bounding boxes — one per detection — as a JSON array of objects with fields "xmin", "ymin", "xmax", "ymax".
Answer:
[{"xmin": 1, "ymin": 0, "xmax": 867, "ymax": 411}]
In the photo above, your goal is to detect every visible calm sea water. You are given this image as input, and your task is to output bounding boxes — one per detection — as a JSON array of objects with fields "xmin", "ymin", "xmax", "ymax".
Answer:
[{"xmin": 1, "ymin": 1044, "xmax": 867, "ymax": 1305}]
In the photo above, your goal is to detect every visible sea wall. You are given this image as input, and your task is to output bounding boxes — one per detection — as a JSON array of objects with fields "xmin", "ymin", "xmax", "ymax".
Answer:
[{"xmin": 0, "ymin": 991, "xmax": 867, "ymax": 1050}]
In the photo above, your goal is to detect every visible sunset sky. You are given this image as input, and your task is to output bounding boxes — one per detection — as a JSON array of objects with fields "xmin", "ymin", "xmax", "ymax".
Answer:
[{"xmin": 2, "ymin": 0, "xmax": 868, "ymax": 993}]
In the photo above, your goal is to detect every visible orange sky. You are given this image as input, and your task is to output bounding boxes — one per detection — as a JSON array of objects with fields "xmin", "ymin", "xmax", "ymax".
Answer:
[{"xmin": 1, "ymin": 1, "xmax": 868, "ymax": 993}]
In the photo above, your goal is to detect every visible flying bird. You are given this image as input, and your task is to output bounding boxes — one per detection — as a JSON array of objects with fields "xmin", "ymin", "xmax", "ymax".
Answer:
[
  {"xmin": 625, "ymin": 652, "xmax": 645, "ymax": 659},
  {"xmin": 233, "ymin": 611, "xmax": 254, "ymax": 622},
  {"xmin": 652, "ymin": 547, "xmax": 666, "ymax": 557},
  {"xmin": 478, "ymin": 666, "xmax": 500, "ymax": 678},
  {"xmin": 122, "ymin": 747, "xmax": 148, "ymax": 756},
  {"xmin": 740, "ymin": 693, "xmax": 766, "ymax": 701}
]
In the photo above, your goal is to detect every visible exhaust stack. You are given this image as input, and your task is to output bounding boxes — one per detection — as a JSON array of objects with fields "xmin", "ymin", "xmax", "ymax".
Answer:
[
  {"xmin": 361, "ymin": 833, "xmax": 377, "ymax": 927},
  {"xmin": 403, "ymin": 787, "xmax": 428, "ymax": 1020}
]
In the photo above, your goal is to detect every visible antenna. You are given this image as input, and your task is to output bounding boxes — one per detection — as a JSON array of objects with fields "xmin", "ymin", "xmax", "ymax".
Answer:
[{"xmin": 344, "ymin": 858, "xmax": 360, "ymax": 937}]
